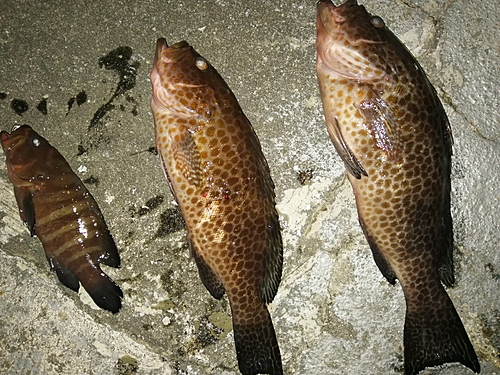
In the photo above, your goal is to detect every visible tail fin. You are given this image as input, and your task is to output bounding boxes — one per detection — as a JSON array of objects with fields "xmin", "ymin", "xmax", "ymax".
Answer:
[
  {"xmin": 79, "ymin": 267, "xmax": 123, "ymax": 314},
  {"xmin": 404, "ymin": 287, "xmax": 480, "ymax": 375},
  {"xmin": 232, "ymin": 305, "xmax": 282, "ymax": 375}
]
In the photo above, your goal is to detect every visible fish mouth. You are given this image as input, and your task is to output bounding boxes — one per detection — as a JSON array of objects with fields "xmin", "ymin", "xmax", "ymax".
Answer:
[
  {"xmin": 153, "ymin": 38, "xmax": 191, "ymax": 65},
  {"xmin": 317, "ymin": 0, "xmax": 359, "ymax": 8},
  {"xmin": 0, "ymin": 125, "xmax": 30, "ymax": 152},
  {"xmin": 317, "ymin": 0, "xmax": 360, "ymax": 24},
  {"xmin": 169, "ymin": 40, "xmax": 190, "ymax": 50},
  {"xmin": 152, "ymin": 37, "xmax": 168, "ymax": 71},
  {"xmin": 2, "ymin": 135, "xmax": 23, "ymax": 153},
  {"xmin": 151, "ymin": 38, "xmax": 192, "ymax": 85},
  {"xmin": 0, "ymin": 130, "xmax": 10, "ymax": 145}
]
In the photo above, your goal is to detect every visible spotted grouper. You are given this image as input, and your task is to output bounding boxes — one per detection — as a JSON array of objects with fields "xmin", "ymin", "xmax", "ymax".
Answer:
[
  {"xmin": 0, "ymin": 125, "xmax": 123, "ymax": 313},
  {"xmin": 150, "ymin": 38, "xmax": 283, "ymax": 375},
  {"xmin": 315, "ymin": 1, "xmax": 480, "ymax": 374}
]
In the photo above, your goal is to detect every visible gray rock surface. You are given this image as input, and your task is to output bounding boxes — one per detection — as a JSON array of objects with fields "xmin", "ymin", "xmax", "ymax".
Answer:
[{"xmin": 0, "ymin": 0, "xmax": 498, "ymax": 374}]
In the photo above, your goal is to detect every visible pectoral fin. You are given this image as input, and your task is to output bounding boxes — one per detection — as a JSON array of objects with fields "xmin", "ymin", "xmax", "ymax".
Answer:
[
  {"xmin": 171, "ymin": 125, "xmax": 203, "ymax": 187},
  {"xmin": 356, "ymin": 96, "xmax": 401, "ymax": 161},
  {"xmin": 326, "ymin": 116, "xmax": 367, "ymax": 179},
  {"xmin": 189, "ymin": 237, "xmax": 225, "ymax": 299},
  {"xmin": 13, "ymin": 186, "xmax": 36, "ymax": 236}
]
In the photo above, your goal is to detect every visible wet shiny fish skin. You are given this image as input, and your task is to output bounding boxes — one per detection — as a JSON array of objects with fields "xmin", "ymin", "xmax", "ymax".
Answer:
[
  {"xmin": 315, "ymin": 1, "xmax": 479, "ymax": 374},
  {"xmin": 0, "ymin": 125, "xmax": 123, "ymax": 313},
  {"xmin": 150, "ymin": 39, "xmax": 283, "ymax": 375}
]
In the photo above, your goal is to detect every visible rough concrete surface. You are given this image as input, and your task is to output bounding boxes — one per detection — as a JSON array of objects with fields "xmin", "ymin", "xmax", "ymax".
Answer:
[{"xmin": 0, "ymin": 0, "xmax": 498, "ymax": 374}]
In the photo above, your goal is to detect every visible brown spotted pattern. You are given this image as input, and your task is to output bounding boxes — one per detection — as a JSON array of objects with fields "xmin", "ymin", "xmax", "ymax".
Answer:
[
  {"xmin": 150, "ymin": 39, "xmax": 283, "ymax": 375},
  {"xmin": 0, "ymin": 125, "xmax": 122, "ymax": 313},
  {"xmin": 316, "ymin": 1, "xmax": 479, "ymax": 374}
]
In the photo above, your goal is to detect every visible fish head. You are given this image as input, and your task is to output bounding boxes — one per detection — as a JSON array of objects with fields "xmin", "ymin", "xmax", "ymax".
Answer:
[
  {"xmin": 150, "ymin": 38, "xmax": 219, "ymax": 124},
  {"xmin": 316, "ymin": 0, "xmax": 393, "ymax": 81},
  {"xmin": 1, "ymin": 125, "xmax": 52, "ymax": 185}
]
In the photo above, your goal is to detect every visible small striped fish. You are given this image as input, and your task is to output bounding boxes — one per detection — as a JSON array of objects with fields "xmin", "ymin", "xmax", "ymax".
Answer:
[{"xmin": 1, "ymin": 125, "xmax": 123, "ymax": 313}]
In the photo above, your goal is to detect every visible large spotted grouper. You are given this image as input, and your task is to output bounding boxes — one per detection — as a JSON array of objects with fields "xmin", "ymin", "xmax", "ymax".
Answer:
[
  {"xmin": 150, "ymin": 38, "xmax": 283, "ymax": 375},
  {"xmin": 315, "ymin": 1, "xmax": 480, "ymax": 374}
]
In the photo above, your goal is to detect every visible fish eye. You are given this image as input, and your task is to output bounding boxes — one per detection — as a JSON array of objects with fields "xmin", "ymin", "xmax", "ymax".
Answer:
[
  {"xmin": 32, "ymin": 137, "xmax": 41, "ymax": 147},
  {"xmin": 196, "ymin": 57, "xmax": 208, "ymax": 71},
  {"xmin": 371, "ymin": 16, "xmax": 385, "ymax": 28}
]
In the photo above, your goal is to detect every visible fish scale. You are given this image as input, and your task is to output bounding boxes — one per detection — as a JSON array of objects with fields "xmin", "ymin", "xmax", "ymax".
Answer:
[
  {"xmin": 150, "ymin": 39, "xmax": 283, "ymax": 375},
  {"xmin": 315, "ymin": 1, "xmax": 479, "ymax": 374}
]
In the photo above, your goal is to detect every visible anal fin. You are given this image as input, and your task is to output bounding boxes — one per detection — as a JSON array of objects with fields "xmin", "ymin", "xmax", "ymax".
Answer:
[
  {"xmin": 46, "ymin": 255, "xmax": 80, "ymax": 292},
  {"xmin": 359, "ymin": 217, "xmax": 397, "ymax": 284},
  {"xmin": 189, "ymin": 237, "xmax": 225, "ymax": 299}
]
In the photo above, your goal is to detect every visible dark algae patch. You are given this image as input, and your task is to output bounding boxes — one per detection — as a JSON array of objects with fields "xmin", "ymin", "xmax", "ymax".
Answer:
[
  {"xmin": 296, "ymin": 168, "xmax": 314, "ymax": 185},
  {"xmin": 11, "ymin": 99, "xmax": 29, "ymax": 115},
  {"xmin": 178, "ymin": 315, "xmax": 224, "ymax": 356},
  {"xmin": 131, "ymin": 146, "xmax": 158, "ymax": 156},
  {"xmin": 154, "ymin": 208, "xmax": 185, "ymax": 238},
  {"xmin": 129, "ymin": 196, "xmax": 165, "ymax": 218},
  {"xmin": 485, "ymin": 263, "xmax": 500, "ymax": 280},
  {"xmin": 485, "ymin": 310, "xmax": 500, "ymax": 348},
  {"xmin": 89, "ymin": 46, "xmax": 140, "ymax": 130},
  {"xmin": 76, "ymin": 90, "xmax": 87, "ymax": 106},
  {"xmin": 66, "ymin": 90, "xmax": 87, "ymax": 115},
  {"xmin": 37, "ymin": 97, "xmax": 48, "ymax": 115},
  {"xmin": 160, "ymin": 269, "xmax": 188, "ymax": 298},
  {"xmin": 83, "ymin": 175, "xmax": 99, "ymax": 186},
  {"xmin": 115, "ymin": 355, "xmax": 138, "ymax": 375},
  {"xmin": 3, "ymin": 94, "xmax": 48, "ymax": 115},
  {"xmin": 147, "ymin": 146, "xmax": 158, "ymax": 155},
  {"xmin": 90, "ymin": 101, "xmax": 114, "ymax": 129},
  {"xmin": 77, "ymin": 144, "xmax": 88, "ymax": 156},
  {"xmin": 99, "ymin": 46, "xmax": 137, "ymax": 95}
]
